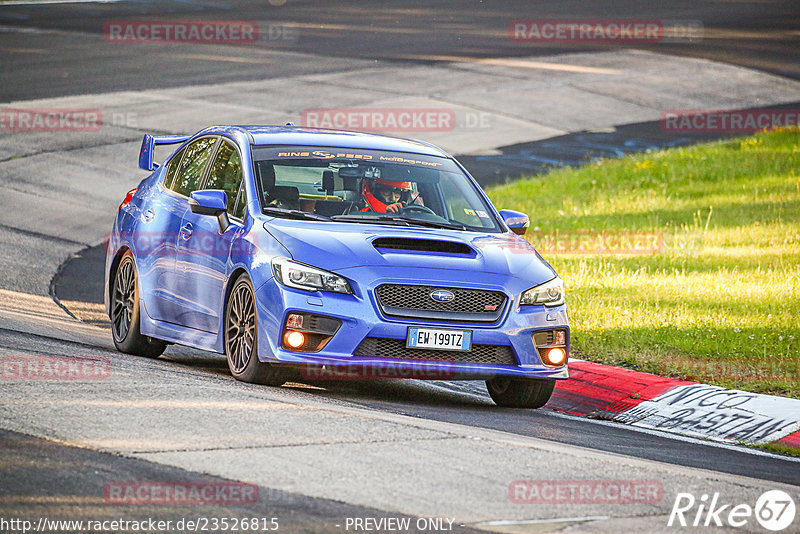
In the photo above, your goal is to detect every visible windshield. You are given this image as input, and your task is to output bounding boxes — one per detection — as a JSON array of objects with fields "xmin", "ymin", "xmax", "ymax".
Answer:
[{"xmin": 251, "ymin": 146, "xmax": 502, "ymax": 232}]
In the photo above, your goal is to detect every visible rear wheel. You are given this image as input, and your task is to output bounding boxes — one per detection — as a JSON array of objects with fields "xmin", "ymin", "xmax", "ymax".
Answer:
[
  {"xmin": 486, "ymin": 377, "xmax": 555, "ymax": 408},
  {"xmin": 111, "ymin": 251, "xmax": 166, "ymax": 357},
  {"xmin": 225, "ymin": 273, "xmax": 289, "ymax": 386}
]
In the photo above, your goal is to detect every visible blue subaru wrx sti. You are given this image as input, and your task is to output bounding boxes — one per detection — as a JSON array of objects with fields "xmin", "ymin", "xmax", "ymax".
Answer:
[{"xmin": 105, "ymin": 126, "xmax": 569, "ymax": 408}]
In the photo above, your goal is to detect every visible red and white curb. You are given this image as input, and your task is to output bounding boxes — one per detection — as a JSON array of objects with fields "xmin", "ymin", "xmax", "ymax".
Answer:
[{"xmin": 548, "ymin": 359, "xmax": 800, "ymax": 450}]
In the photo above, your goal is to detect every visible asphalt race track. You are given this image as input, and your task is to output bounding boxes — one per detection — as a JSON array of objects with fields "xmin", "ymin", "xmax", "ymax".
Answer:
[
  {"xmin": 1, "ymin": 0, "xmax": 800, "ymax": 101},
  {"xmin": 2, "ymin": 1, "xmax": 800, "ymax": 532}
]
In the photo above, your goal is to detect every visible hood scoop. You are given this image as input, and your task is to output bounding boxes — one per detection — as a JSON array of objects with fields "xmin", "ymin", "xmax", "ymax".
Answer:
[{"xmin": 372, "ymin": 237, "xmax": 475, "ymax": 255}]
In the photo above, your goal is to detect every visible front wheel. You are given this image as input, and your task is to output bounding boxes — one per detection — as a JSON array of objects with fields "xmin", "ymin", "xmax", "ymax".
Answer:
[
  {"xmin": 486, "ymin": 377, "xmax": 555, "ymax": 408},
  {"xmin": 225, "ymin": 273, "xmax": 289, "ymax": 386},
  {"xmin": 111, "ymin": 251, "xmax": 166, "ymax": 357}
]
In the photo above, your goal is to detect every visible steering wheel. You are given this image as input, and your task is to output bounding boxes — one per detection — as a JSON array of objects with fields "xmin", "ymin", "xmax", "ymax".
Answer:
[{"xmin": 399, "ymin": 204, "xmax": 436, "ymax": 216}]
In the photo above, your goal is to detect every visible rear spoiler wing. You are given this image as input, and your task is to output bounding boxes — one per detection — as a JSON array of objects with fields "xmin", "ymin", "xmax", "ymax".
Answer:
[{"xmin": 139, "ymin": 133, "xmax": 192, "ymax": 171}]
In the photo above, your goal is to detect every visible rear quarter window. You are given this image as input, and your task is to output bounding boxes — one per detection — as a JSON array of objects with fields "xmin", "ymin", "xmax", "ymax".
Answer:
[{"xmin": 162, "ymin": 147, "xmax": 186, "ymax": 190}]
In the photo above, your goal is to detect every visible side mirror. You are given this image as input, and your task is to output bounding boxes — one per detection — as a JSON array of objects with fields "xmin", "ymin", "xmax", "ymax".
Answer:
[
  {"xmin": 499, "ymin": 209, "xmax": 530, "ymax": 236},
  {"xmin": 189, "ymin": 190, "xmax": 230, "ymax": 233}
]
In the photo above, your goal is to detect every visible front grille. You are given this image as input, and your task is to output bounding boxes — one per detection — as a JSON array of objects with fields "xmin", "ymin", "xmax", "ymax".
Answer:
[
  {"xmin": 354, "ymin": 337, "xmax": 518, "ymax": 365},
  {"xmin": 375, "ymin": 284, "xmax": 507, "ymax": 322}
]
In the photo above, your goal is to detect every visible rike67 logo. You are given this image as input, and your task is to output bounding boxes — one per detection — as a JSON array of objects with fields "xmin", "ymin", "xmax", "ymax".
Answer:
[{"xmin": 668, "ymin": 490, "xmax": 796, "ymax": 531}]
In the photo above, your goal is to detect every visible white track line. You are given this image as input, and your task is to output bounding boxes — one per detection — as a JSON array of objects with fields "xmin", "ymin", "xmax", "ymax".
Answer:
[
  {"xmin": 476, "ymin": 516, "xmax": 610, "ymax": 526},
  {"xmin": 1, "ymin": 1, "xmax": 123, "ymax": 5}
]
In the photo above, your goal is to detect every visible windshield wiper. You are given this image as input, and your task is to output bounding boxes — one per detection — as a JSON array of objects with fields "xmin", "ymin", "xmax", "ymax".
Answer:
[
  {"xmin": 330, "ymin": 214, "xmax": 466, "ymax": 231},
  {"xmin": 394, "ymin": 216, "xmax": 466, "ymax": 231},
  {"xmin": 330, "ymin": 214, "xmax": 412, "ymax": 226},
  {"xmin": 262, "ymin": 207, "xmax": 330, "ymax": 221}
]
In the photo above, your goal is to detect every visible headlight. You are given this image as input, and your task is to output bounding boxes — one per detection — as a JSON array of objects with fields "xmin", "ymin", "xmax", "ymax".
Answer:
[
  {"xmin": 520, "ymin": 277, "xmax": 565, "ymax": 307},
  {"xmin": 272, "ymin": 257, "xmax": 353, "ymax": 294}
]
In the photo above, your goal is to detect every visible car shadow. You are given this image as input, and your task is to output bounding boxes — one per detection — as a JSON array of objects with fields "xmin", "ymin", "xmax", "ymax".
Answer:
[
  {"xmin": 286, "ymin": 377, "xmax": 496, "ymax": 409},
  {"xmin": 161, "ymin": 346, "xmax": 496, "ymax": 409}
]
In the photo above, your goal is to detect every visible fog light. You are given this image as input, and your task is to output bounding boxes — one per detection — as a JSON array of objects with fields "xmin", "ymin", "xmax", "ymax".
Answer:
[
  {"xmin": 544, "ymin": 347, "xmax": 567, "ymax": 366},
  {"xmin": 280, "ymin": 313, "xmax": 342, "ymax": 352},
  {"xmin": 285, "ymin": 331, "xmax": 305, "ymax": 349}
]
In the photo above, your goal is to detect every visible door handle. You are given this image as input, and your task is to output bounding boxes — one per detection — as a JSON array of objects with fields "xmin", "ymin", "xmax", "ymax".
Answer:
[
  {"xmin": 142, "ymin": 209, "xmax": 155, "ymax": 223},
  {"xmin": 180, "ymin": 223, "xmax": 193, "ymax": 239}
]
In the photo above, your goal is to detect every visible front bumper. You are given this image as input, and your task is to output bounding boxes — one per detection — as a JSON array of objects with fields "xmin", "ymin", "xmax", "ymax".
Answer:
[{"xmin": 254, "ymin": 271, "xmax": 569, "ymax": 380}]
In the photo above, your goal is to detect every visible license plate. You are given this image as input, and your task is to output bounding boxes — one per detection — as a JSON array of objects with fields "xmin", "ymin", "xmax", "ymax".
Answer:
[{"xmin": 406, "ymin": 327, "xmax": 472, "ymax": 352}]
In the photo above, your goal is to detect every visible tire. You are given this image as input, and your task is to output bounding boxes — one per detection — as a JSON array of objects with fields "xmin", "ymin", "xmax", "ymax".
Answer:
[
  {"xmin": 486, "ymin": 377, "xmax": 555, "ymax": 408},
  {"xmin": 225, "ymin": 273, "xmax": 289, "ymax": 386},
  {"xmin": 111, "ymin": 251, "xmax": 167, "ymax": 358}
]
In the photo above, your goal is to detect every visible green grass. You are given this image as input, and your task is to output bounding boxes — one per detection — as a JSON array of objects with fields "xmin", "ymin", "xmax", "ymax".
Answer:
[
  {"xmin": 751, "ymin": 441, "xmax": 800, "ymax": 458},
  {"xmin": 487, "ymin": 129, "xmax": 800, "ymax": 398}
]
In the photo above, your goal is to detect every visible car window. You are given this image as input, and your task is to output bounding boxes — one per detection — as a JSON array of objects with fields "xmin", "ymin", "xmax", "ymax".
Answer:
[
  {"xmin": 438, "ymin": 171, "xmax": 496, "ymax": 229},
  {"xmin": 172, "ymin": 137, "xmax": 217, "ymax": 197},
  {"xmin": 204, "ymin": 139, "xmax": 245, "ymax": 218},
  {"xmin": 162, "ymin": 146, "xmax": 186, "ymax": 191},
  {"xmin": 230, "ymin": 187, "xmax": 247, "ymax": 220},
  {"xmin": 250, "ymin": 146, "xmax": 501, "ymax": 231}
]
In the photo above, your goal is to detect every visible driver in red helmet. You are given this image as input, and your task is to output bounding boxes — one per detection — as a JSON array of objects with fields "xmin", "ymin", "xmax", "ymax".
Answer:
[{"xmin": 361, "ymin": 177, "xmax": 412, "ymax": 213}]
